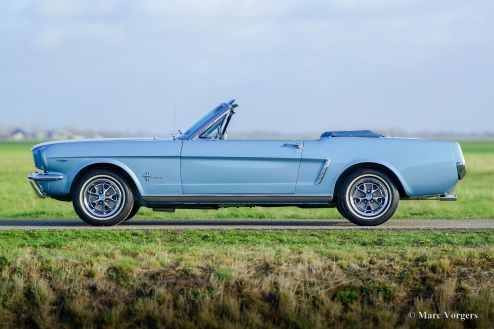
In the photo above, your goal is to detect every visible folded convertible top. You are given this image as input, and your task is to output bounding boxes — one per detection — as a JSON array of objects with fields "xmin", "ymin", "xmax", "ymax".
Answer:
[{"xmin": 320, "ymin": 130, "xmax": 383, "ymax": 138}]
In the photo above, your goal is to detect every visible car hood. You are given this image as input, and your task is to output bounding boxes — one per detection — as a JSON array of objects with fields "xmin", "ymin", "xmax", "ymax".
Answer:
[{"xmin": 32, "ymin": 137, "xmax": 174, "ymax": 151}]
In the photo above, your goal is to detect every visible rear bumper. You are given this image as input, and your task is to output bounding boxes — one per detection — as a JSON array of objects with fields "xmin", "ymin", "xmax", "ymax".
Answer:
[
  {"xmin": 405, "ymin": 193, "xmax": 457, "ymax": 201},
  {"xmin": 438, "ymin": 193, "xmax": 457, "ymax": 201},
  {"xmin": 28, "ymin": 172, "xmax": 64, "ymax": 198}
]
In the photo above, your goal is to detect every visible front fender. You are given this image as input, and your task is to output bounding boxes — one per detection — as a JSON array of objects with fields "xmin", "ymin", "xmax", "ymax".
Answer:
[
  {"xmin": 69, "ymin": 159, "xmax": 145, "ymax": 194},
  {"xmin": 42, "ymin": 158, "xmax": 144, "ymax": 197}
]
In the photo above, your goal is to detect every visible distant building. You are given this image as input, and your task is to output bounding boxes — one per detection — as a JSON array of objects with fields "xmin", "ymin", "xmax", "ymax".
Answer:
[
  {"xmin": 49, "ymin": 129, "xmax": 72, "ymax": 140},
  {"xmin": 34, "ymin": 130, "xmax": 49, "ymax": 141},
  {"xmin": 8, "ymin": 128, "xmax": 28, "ymax": 140}
]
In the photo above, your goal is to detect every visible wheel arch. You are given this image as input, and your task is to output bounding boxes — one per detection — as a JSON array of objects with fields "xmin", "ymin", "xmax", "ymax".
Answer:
[
  {"xmin": 334, "ymin": 162, "xmax": 408, "ymax": 199},
  {"xmin": 70, "ymin": 162, "xmax": 143, "ymax": 204}
]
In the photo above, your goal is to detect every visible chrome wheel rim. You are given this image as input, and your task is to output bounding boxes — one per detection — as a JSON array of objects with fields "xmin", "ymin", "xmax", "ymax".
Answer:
[
  {"xmin": 347, "ymin": 175, "xmax": 390, "ymax": 218},
  {"xmin": 81, "ymin": 176, "xmax": 124, "ymax": 219}
]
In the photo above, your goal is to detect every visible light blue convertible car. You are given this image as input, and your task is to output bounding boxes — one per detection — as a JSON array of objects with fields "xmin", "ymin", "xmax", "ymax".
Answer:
[{"xmin": 29, "ymin": 100, "xmax": 466, "ymax": 226}]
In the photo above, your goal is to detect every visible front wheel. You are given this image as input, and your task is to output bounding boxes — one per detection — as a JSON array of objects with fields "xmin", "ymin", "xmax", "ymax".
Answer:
[
  {"xmin": 124, "ymin": 203, "xmax": 141, "ymax": 221},
  {"xmin": 72, "ymin": 169, "xmax": 135, "ymax": 226},
  {"xmin": 336, "ymin": 169, "xmax": 399, "ymax": 226}
]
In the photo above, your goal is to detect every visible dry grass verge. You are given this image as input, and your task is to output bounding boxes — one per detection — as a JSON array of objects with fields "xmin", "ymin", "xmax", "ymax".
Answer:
[{"xmin": 0, "ymin": 230, "xmax": 492, "ymax": 328}]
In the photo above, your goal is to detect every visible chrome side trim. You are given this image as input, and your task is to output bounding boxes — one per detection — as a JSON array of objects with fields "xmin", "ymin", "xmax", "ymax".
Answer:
[
  {"xmin": 315, "ymin": 159, "xmax": 330, "ymax": 185},
  {"xmin": 282, "ymin": 143, "xmax": 302, "ymax": 149},
  {"xmin": 28, "ymin": 172, "xmax": 64, "ymax": 181},
  {"xmin": 143, "ymin": 194, "xmax": 333, "ymax": 204}
]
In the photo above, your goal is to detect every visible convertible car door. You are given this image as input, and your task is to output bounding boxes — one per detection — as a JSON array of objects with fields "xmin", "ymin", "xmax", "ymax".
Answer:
[{"xmin": 180, "ymin": 140, "xmax": 303, "ymax": 194}]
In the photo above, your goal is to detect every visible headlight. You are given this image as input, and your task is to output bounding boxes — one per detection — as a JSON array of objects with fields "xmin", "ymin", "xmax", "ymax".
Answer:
[{"xmin": 32, "ymin": 146, "xmax": 47, "ymax": 170}]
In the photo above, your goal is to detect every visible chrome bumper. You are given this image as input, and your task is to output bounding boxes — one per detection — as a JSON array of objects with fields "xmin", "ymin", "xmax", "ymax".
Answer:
[
  {"xmin": 405, "ymin": 193, "xmax": 457, "ymax": 201},
  {"xmin": 438, "ymin": 193, "xmax": 457, "ymax": 201},
  {"xmin": 28, "ymin": 172, "xmax": 64, "ymax": 198}
]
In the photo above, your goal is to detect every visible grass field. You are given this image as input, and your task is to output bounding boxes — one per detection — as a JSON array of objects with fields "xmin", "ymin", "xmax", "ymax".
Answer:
[
  {"xmin": 0, "ymin": 230, "xmax": 492, "ymax": 328},
  {"xmin": 0, "ymin": 141, "xmax": 493, "ymax": 219}
]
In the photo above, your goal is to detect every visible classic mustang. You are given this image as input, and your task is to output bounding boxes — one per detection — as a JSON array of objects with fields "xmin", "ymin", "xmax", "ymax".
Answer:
[{"xmin": 28, "ymin": 100, "xmax": 466, "ymax": 226}]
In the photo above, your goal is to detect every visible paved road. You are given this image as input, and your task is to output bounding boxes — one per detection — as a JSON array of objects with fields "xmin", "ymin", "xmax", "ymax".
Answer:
[{"xmin": 0, "ymin": 219, "xmax": 492, "ymax": 230}]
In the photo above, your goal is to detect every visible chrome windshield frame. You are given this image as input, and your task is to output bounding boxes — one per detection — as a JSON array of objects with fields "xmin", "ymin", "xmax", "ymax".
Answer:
[
  {"xmin": 178, "ymin": 101, "xmax": 235, "ymax": 140},
  {"xmin": 198, "ymin": 112, "xmax": 229, "ymax": 140}
]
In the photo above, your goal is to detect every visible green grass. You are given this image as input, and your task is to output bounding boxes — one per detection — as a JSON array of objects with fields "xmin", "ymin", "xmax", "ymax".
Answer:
[
  {"xmin": 0, "ymin": 230, "xmax": 492, "ymax": 328},
  {"xmin": 2, "ymin": 229, "xmax": 493, "ymax": 248},
  {"xmin": 1, "ymin": 141, "xmax": 493, "ymax": 219}
]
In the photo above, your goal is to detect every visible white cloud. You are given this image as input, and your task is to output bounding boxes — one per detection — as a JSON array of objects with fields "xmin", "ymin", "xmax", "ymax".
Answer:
[
  {"xmin": 75, "ymin": 23, "xmax": 126, "ymax": 45},
  {"xmin": 36, "ymin": 0, "xmax": 88, "ymax": 18},
  {"xmin": 141, "ymin": 0, "xmax": 227, "ymax": 16},
  {"xmin": 138, "ymin": 0, "xmax": 311, "ymax": 20},
  {"xmin": 35, "ymin": 28, "xmax": 67, "ymax": 49},
  {"xmin": 28, "ymin": 0, "xmax": 119, "ymax": 19},
  {"xmin": 95, "ymin": 0, "xmax": 119, "ymax": 15}
]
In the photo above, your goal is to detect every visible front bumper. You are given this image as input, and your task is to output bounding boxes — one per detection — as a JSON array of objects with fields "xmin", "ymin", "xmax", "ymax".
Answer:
[{"xmin": 28, "ymin": 172, "xmax": 64, "ymax": 198}]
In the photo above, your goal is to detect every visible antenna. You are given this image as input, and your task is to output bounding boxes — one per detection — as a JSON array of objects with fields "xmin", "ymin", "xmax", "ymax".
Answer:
[{"xmin": 172, "ymin": 94, "xmax": 177, "ymax": 134}]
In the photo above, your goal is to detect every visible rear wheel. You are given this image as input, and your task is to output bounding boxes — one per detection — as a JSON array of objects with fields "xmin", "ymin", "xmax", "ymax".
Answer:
[
  {"xmin": 336, "ymin": 202, "xmax": 350, "ymax": 220},
  {"xmin": 336, "ymin": 169, "xmax": 399, "ymax": 226},
  {"xmin": 72, "ymin": 169, "xmax": 134, "ymax": 226}
]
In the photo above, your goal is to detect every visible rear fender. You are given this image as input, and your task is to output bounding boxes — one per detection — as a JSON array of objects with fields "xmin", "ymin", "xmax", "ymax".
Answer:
[{"xmin": 334, "ymin": 160, "xmax": 411, "ymax": 197}]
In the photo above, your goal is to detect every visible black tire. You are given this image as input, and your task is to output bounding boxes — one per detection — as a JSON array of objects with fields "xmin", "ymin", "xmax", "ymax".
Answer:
[
  {"xmin": 336, "ymin": 201, "xmax": 351, "ymax": 220},
  {"xmin": 336, "ymin": 169, "xmax": 399, "ymax": 226},
  {"xmin": 72, "ymin": 169, "xmax": 134, "ymax": 226},
  {"xmin": 125, "ymin": 203, "xmax": 141, "ymax": 221}
]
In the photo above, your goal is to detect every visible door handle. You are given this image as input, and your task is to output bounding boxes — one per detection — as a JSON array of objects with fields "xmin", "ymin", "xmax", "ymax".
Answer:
[{"xmin": 282, "ymin": 143, "xmax": 302, "ymax": 149}]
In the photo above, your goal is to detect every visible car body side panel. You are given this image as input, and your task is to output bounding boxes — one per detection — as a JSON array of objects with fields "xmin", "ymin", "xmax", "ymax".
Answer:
[
  {"xmin": 297, "ymin": 138, "xmax": 458, "ymax": 197},
  {"xmin": 34, "ymin": 136, "xmax": 460, "ymax": 202},
  {"xmin": 181, "ymin": 140, "xmax": 303, "ymax": 194},
  {"xmin": 38, "ymin": 139, "xmax": 182, "ymax": 197}
]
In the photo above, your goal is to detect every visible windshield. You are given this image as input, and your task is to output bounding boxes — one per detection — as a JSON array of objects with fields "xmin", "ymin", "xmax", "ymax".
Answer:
[
  {"xmin": 199, "ymin": 115, "xmax": 226, "ymax": 139},
  {"xmin": 180, "ymin": 105, "xmax": 225, "ymax": 139}
]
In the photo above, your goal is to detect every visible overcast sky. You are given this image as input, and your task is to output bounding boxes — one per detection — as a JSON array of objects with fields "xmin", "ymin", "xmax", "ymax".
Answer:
[{"xmin": 1, "ymin": 0, "xmax": 493, "ymax": 135}]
